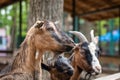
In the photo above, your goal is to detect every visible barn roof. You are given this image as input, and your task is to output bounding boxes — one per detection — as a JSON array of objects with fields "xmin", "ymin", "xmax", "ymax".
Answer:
[
  {"xmin": 64, "ymin": 0, "xmax": 120, "ymax": 21},
  {"xmin": 0, "ymin": 0, "xmax": 18, "ymax": 8},
  {"xmin": 0, "ymin": 0, "xmax": 120, "ymax": 21}
]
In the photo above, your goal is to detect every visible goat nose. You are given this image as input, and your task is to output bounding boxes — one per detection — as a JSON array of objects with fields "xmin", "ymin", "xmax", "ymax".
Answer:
[
  {"xmin": 58, "ymin": 55, "xmax": 62, "ymax": 58},
  {"xmin": 95, "ymin": 66, "xmax": 101, "ymax": 73},
  {"xmin": 67, "ymin": 69, "xmax": 73, "ymax": 76},
  {"xmin": 67, "ymin": 67, "xmax": 71, "ymax": 70}
]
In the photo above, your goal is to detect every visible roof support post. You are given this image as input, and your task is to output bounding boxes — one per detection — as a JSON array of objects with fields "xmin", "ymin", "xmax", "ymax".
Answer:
[
  {"xmin": 72, "ymin": 0, "xmax": 76, "ymax": 31},
  {"xmin": 98, "ymin": 21, "xmax": 102, "ymax": 49},
  {"xmin": 74, "ymin": 16, "xmax": 79, "ymax": 42},
  {"xmin": 72, "ymin": 0, "xmax": 79, "ymax": 42},
  {"xmin": 118, "ymin": 7, "xmax": 120, "ymax": 56},
  {"xmin": 19, "ymin": 0, "xmax": 22, "ymax": 47},
  {"xmin": 72, "ymin": 0, "xmax": 78, "ymax": 42},
  {"xmin": 109, "ymin": 19, "xmax": 114, "ymax": 55}
]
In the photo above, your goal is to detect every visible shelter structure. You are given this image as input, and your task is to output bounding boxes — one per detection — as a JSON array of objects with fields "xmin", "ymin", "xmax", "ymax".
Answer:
[
  {"xmin": 0, "ymin": 0, "xmax": 120, "ymax": 73},
  {"xmin": 0, "ymin": 0, "xmax": 120, "ymax": 21}
]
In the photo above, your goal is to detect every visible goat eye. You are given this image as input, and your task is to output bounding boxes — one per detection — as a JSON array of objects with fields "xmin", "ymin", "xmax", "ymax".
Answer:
[
  {"xmin": 81, "ymin": 52, "xmax": 85, "ymax": 55},
  {"xmin": 95, "ymin": 51, "xmax": 100, "ymax": 57},
  {"xmin": 47, "ymin": 27, "xmax": 54, "ymax": 31},
  {"xmin": 96, "ymin": 49, "xmax": 100, "ymax": 55}
]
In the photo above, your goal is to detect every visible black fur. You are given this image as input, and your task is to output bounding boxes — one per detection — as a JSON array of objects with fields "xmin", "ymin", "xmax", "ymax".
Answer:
[
  {"xmin": 41, "ymin": 63, "xmax": 51, "ymax": 71},
  {"xmin": 81, "ymin": 42, "xmax": 92, "ymax": 66}
]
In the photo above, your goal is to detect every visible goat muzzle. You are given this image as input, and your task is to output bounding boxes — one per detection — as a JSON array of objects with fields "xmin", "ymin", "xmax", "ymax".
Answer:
[{"xmin": 64, "ymin": 69, "xmax": 73, "ymax": 76}]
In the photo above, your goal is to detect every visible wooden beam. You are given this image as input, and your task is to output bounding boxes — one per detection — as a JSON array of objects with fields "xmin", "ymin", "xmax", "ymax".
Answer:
[
  {"xmin": 76, "ymin": 1, "xmax": 86, "ymax": 13},
  {"xmin": 64, "ymin": 0, "xmax": 120, "ymax": 21},
  {"xmin": 94, "ymin": 10, "xmax": 116, "ymax": 20},
  {"xmin": 0, "ymin": 56, "xmax": 12, "ymax": 64},
  {"xmin": 0, "ymin": 0, "xmax": 18, "ymax": 8},
  {"xmin": 79, "ymin": 5, "xmax": 120, "ymax": 16},
  {"xmin": 95, "ymin": 73, "xmax": 120, "ymax": 80},
  {"xmin": 80, "ymin": 0, "xmax": 105, "ymax": 9},
  {"xmin": 78, "ymin": 0, "xmax": 96, "ymax": 11},
  {"xmin": 64, "ymin": 0, "xmax": 73, "ymax": 14},
  {"xmin": 102, "ymin": 0, "xmax": 118, "ymax": 7},
  {"xmin": 99, "ymin": 56, "xmax": 120, "ymax": 65},
  {"xmin": 0, "ymin": 50, "xmax": 13, "ymax": 53}
]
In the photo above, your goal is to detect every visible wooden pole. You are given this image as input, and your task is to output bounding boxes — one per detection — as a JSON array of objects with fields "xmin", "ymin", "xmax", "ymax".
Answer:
[
  {"xmin": 72, "ymin": 0, "xmax": 79, "ymax": 43},
  {"xmin": 72, "ymin": 0, "xmax": 76, "ymax": 41},
  {"xmin": 19, "ymin": 0, "xmax": 22, "ymax": 46},
  {"xmin": 109, "ymin": 19, "xmax": 114, "ymax": 55},
  {"xmin": 117, "ymin": 6, "xmax": 120, "ymax": 72}
]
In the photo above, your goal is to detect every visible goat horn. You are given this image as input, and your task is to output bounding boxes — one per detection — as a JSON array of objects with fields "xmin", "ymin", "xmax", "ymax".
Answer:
[
  {"xmin": 68, "ymin": 52, "xmax": 74, "ymax": 62},
  {"xmin": 69, "ymin": 31, "xmax": 88, "ymax": 42},
  {"xmin": 90, "ymin": 29, "xmax": 94, "ymax": 42}
]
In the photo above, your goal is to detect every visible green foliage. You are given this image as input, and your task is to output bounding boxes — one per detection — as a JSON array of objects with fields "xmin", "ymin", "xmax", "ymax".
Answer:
[
  {"xmin": 114, "ymin": 17, "xmax": 120, "ymax": 27},
  {"xmin": 0, "ymin": 1, "xmax": 28, "ymax": 37},
  {"xmin": 96, "ymin": 17, "xmax": 119, "ymax": 35},
  {"xmin": 0, "ymin": 1, "xmax": 28, "ymax": 47}
]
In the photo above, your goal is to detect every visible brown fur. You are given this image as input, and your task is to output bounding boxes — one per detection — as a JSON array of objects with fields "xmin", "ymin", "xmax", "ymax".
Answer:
[
  {"xmin": 50, "ymin": 68, "xmax": 70, "ymax": 80},
  {"xmin": 0, "ymin": 20, "xmax": 74, "ymax": 80},
  {"xmin": 0, "ymin": 37, "xmax": 35, "ymax": 80},
  {"xmin": 70, "ymin": 44, "xmax": 92, "ymax": 80},
  {"xmin": 41, "ymin": 62, "xmax": 71, "ymax": 80}
]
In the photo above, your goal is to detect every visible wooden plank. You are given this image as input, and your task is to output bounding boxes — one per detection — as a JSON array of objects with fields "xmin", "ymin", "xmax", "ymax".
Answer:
[
  {"xmin": 82, "ymin": 8, "xmax": 119, "ymax": 21},
  {"xmin": 94, "ymin": 73, "xmax": 120, "ymax": 80},
  {"xmin": 0, "ymin": 50, "xmax": 13, "ymax": 53},
  {"xmin": 0, "ymin": 56, "xmax": 12, "ymax": 64},
  {"xmin": 0, "ymin": 0, "xmax": 18, "ymax": 8},
  {"xmin": 0, "ymin": 63, "xmax": 8, "ymax": 70},
  {"xmin": 99, "ymin": 56, "xmax": 120, "ymax": 65}
]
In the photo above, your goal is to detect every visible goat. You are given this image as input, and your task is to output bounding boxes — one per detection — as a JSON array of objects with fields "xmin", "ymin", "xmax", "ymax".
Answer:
[
  {"xmin": 69, "ymin": 30, "xmax": 102, "ymax": 80},
  {"xmin": 43, "ymin": 30, "xmax": 102, "ymax": 80},
  {"xmin": 0, "ymin": 20, "xmax": 75, "ymax": 80},
  {"xmin": 41, "ymin": 54, "xmax": 74, "ymax": 80}
]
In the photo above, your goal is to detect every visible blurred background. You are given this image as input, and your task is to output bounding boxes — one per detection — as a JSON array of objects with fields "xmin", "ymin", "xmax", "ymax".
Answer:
[{"xmin": 0, "ymin": 0, "xmax": 119, "ymax": 79}]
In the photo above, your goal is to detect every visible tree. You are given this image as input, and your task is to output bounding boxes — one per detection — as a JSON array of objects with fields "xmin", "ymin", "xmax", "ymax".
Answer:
[
  {"xmin": 29, "ymin": 0, "xmax": 63, "ymax": 80},
  {"xmin": 29, "ymin": 0, "xmax": 63, "ymax": 28}
]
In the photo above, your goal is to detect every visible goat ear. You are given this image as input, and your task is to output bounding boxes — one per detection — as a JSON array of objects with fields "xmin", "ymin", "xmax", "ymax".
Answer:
[
  {"xmin": 54, "ymin": 21, "xmax": 59, "ymax": 25},
  {"xmin": 90, "ymin": 29, "xmax": 95, "ymax": 42},
  {"xmin": 90, "ymin": 30, "xmax": 99, "ymax": 44},
  {"xmin": 34, "ymin": 21, "xmax": 44, "ymax": 29},
  {"xmin": 94, "ymin": 36, "xmax": 99, "ymax": 44}
]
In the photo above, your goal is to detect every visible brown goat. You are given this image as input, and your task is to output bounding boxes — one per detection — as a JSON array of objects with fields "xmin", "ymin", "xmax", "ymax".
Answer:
[
  {"xmin": 0, "ymin": 20, "xmax": 74, "ymax": 80},
  {"xmin": 70, "ymin": 44, "xmax": 92, "ymax": 80},
  {"xmin": 43, "ymin": 30, "xmax": 102, "ymax": 80},
  {"xmin": 70, "ymin": 30, "xmax": 102, "ymax": 80}
]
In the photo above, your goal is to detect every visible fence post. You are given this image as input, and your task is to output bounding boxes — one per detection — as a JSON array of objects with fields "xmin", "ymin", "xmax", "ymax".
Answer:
[{"xmin": 109, "ymin": 19, "xmax": 114, "ymax": 55}]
